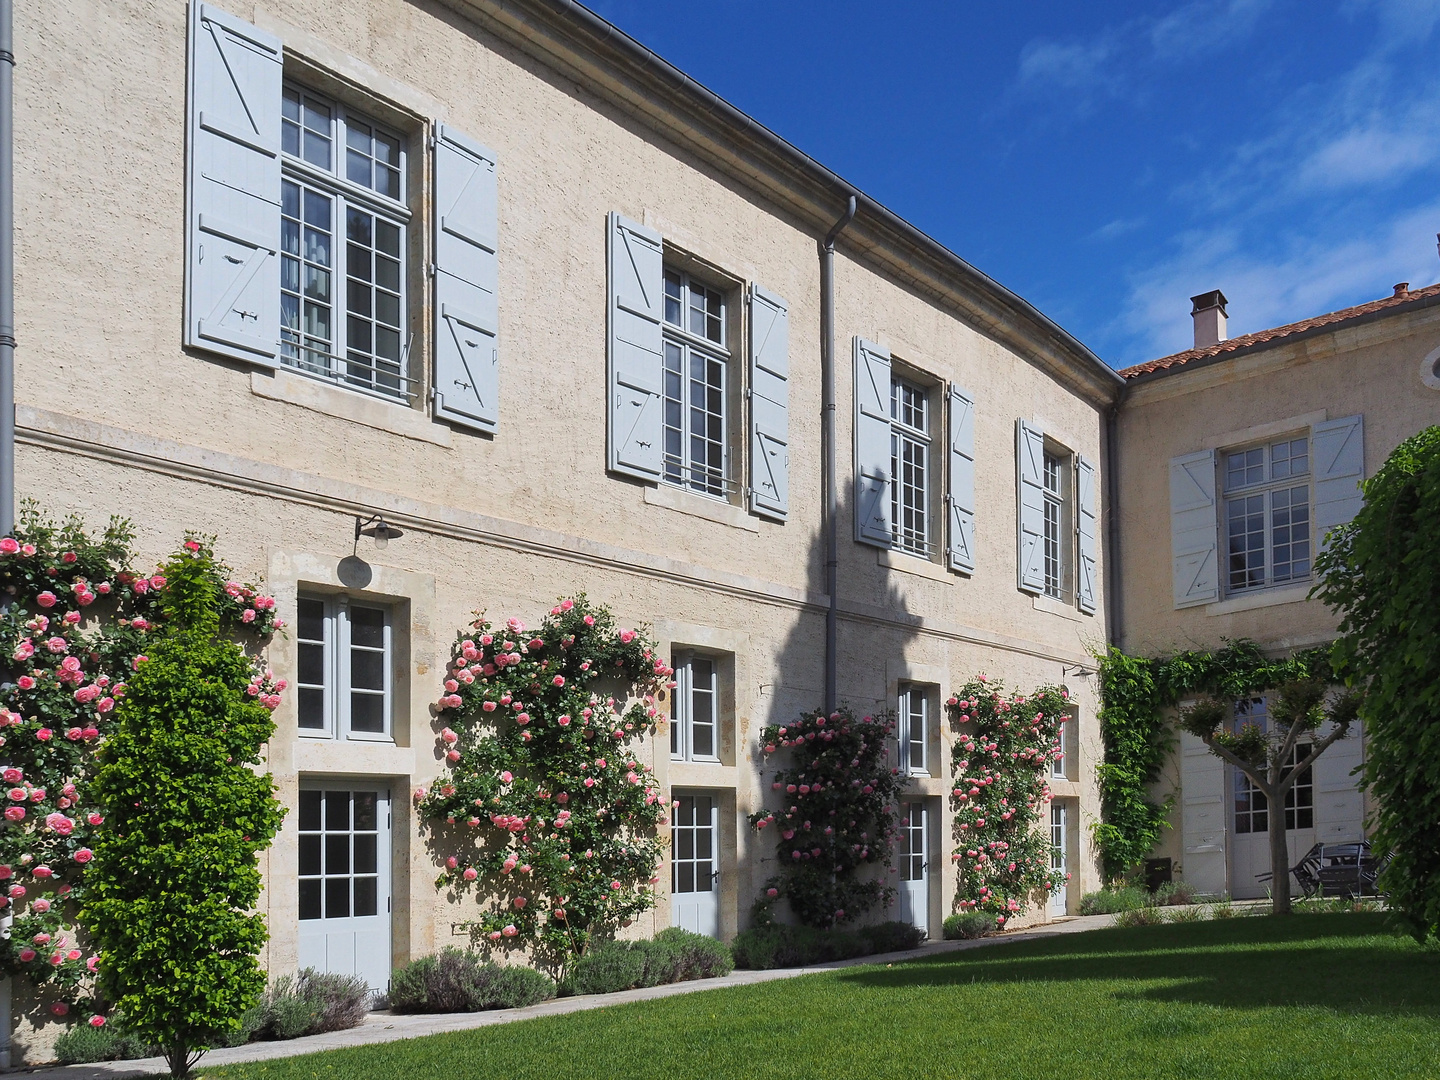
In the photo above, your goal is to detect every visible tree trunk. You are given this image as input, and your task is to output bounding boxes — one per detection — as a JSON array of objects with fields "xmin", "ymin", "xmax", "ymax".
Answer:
[
  {"xmin": 1268, "ymin": 800, "xmax": 1293, "ymax": 916},
  {"xmin": 167, "ymin": 1042, "xmax": 190, "ymax": 1079}
]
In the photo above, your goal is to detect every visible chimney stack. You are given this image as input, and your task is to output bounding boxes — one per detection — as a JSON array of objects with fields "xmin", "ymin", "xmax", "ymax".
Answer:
[
  {"xmin": 1393, "ymin": 282, "xmax": 1410, "ymax": 297},
  {"xmin": 1190, "ymin": 289, "xmax": 1228, "ymax": 349}
]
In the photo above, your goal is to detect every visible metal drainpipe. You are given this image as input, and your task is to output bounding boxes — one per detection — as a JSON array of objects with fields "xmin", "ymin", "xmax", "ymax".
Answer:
[
  {"xmin": 820, "ymin": 195, "xmax": 856, "ymax": 716},
  {"xmin": 0, "ymin": 0, "xmax": 13, "ymax": 541},
  {"xmin": 1104, "ymin": 393, "xmax": 1126, "ymax": 651}
]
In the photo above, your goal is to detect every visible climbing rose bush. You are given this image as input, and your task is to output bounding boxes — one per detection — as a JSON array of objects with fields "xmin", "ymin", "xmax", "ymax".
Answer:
[
  {"xmin": 948, "ymin": 678, "xmax": 1068, "ymax": 927},
  {"xmin": 749, "ymin": 707, "xmax": 904, "ymax": 928},
  {"xmin": 420, "ymin": 596, "xmax": 670, "ymax": 957}
]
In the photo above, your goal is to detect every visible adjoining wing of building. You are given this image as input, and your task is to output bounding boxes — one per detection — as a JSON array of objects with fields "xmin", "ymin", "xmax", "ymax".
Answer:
[{"xmin": 5, "ymin": 0, "xmax": 1439, "ymax": 1061}]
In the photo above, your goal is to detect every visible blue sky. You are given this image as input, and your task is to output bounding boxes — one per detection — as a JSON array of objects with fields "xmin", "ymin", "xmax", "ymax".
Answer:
[{"xmin": 584, "ymin": 0, "xmax": 1440, "ymax": 368}]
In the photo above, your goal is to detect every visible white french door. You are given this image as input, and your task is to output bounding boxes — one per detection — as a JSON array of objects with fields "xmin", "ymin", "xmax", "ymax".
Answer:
[
  {"xmin": 298, "ymin": 786, "xmax": 392, "ymax": 993},
  {"xmin": 670, "ymin": 794, "xmax": 720, "ymax": 938},
  {"xmin": 1050, "ymin": 803, "xmax": 1068, "ymax": 916},
  {"xmin": 898, "ymin": 802, "xmax": 929, "ymax": 936}
]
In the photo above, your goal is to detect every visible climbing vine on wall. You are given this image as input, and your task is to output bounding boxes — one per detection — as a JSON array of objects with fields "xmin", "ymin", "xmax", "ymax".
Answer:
[
  {"xmin": 750, "ymin": 707, "xmax": 904, "ymax": 929},
  {"xmin": 947, "ymin": 678, "xmax": 1067, "ymax": 927},
  {"xmin": 1093, "ymin": 640, "xmax": 1331, "ymax": 882},
  {"xmin": 420, "ymin": 597, "xmax": 671, "ymax": 958}
]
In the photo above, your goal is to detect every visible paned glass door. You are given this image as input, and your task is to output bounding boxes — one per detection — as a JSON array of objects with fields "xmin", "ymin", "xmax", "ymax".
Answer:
[
  {"xmin": 899, "ymin": 802, "xmax": 929, "ymax": 936},
  {"xmin": 670, "ymin": 794, "xmax": 719, "ymax": 937}
]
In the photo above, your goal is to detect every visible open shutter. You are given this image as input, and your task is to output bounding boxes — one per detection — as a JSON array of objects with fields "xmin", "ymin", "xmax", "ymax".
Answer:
[
  {"xmin": 1313, "ymin": 719, "xmax": 1365, "ymax": 845},
  {"xmin": 433, "ymin": 125, "xmax": 499, "ymax": 433},
  {"xmin": 185, "ymin": 2, "xmax": 282, "ymax": 365},
  {"xmin": 1311, "ymin": 415, "xmax": 1364, "ymax": 550},
  {"xmin": 1171, "ymin": 449, "xmax": 1219, "ymax": 607},
  {"xmin": 607, "ymin": 213, "xmax": 665, "ymax": 480},
  {"xmin": 1180, "ymin": 730, "xmax": 1228, "ymax": 896},
  {"xmin": 946, "ymin": 386, "xmax": 976, "ymax": 573},
  {"xmin": 1016, "ymin": 419, "xmax": 1045, "ymax": 593},
  {"xmin": 748, "ymin": 284, "xmax": 790, "ymax": 520},
  {"xmin": 853, "ymin": 338, "xmax": 893, "ymax": 546},
  {"xmin": 1075, "ymin": 455, "xmax": 1098, "ymax": 613}
]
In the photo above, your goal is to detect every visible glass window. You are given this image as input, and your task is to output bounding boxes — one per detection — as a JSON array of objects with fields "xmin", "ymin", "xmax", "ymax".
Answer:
[
  {"xmin": 901, "ymin": 802, "xmax": 926, "ymax": 881},
  {"xmin": 671, "ymin": 653, "xmax": 721, "ymax": 762},
  {"xmin": 890, "ymin": 378, "xmax": 930, "ymax": 557},
  {"xmin": 670, "ymin": 795, "xmax": 715, "ymax": 895},
  {"xmin": 1224, "ymin": 436, "xmax": 1311, "ymax": 593},
  {"xmin": 661, "ymin": 270, "xmax": 730, "ymax": 498},
  {"xmin": 897, "ymin": 683, "xmax": 930, "ymax": 776},
  {"xmin": 296, "ymin": 595, "xmax": 392, "ymax": 741},
  {"xmin": 281, "ymin": 84, "xmax": 409, "ymax": 402},
  {"xmin": 298, "ymin": 789, "xmax": 382, "ymax": 921},
  {"xmin": 1230, "ymin": 698, "xmax": 1314, "ymax": 833},
  {"xmin": 1042, "ymin": 452, "xmax": 1067, "ymax": 600}
]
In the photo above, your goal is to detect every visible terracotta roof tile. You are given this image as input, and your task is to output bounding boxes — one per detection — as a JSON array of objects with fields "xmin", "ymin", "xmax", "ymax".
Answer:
[{"xmin": 1119, "ymin": 282, "xmax": 1440, "ymax": 379}]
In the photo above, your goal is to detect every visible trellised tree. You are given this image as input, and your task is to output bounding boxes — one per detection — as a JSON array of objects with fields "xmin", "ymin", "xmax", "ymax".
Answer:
[{"xmin": 1179, "ymin": 679, "xmax": 1360, "ymax": 915}]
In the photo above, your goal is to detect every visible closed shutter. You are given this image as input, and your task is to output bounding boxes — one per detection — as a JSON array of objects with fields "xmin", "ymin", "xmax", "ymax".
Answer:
[
  {"xmin": 853, "ymin": 338, "xmax": 893, "ymax": 546},
  {"xmin": 1311, "ymin": 415, "xmax": 1364, "ymax": 550},
  {"xmin": 1312, "ymin": 720, "xmax": 1365, "ymax": 845},
  {"xmin": 749, "ymin": 284, "xmax": 790, "ymax": 520},
  {"xmin": 1171, "ymin": 449, "xmax": 1218, "ymax": 608},
  {"xmin": 185, "ymin": 2, "xmax": 283, "ymax": 365},
  {"xmin": 432, "ymin": 125, "xmax": 499, "ymax": 433},
  {"xmin": 1180, "ymin": 730, "xmax": 1228, "ymax": 896},
  {"xmin": 1016, "ymin": 420, "xmax": 1045, "ymax": 593},
  {"xmin": 946, "ymin": 386, "xmax": 976, "ymax": 573},
  {"xmin": 607, "ymin": 213, "xmax": 665, "ymax": 480},
  {"xmin": 1076, "ymin": 454, "xmax": 1098, "ymax": 613}
]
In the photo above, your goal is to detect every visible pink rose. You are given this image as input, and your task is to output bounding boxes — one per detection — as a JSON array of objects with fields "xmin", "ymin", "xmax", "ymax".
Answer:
[
  {"xmin": 513, "ymin": 896, "xmax": 527, "ymax": 909},
  {"xmin": 500, "ymin": 771, "xmax": 513, "ymax": 784},
  {"xmin": 557, "ymin": 715, "xmax": 571, "ymax": 726},
  {"xmin": 86, "ymin": 955, "xmax": 99, "ymax": 972},
  {"xmin": 73, "ymin": 849, "xmax": 93, "ymax": 864},
  {"xmin": 552, "ymin": 675, "xmax": 565, "ymax": 687},
  {"xmin": 35, "ymin": 729, "xmax": 51, "ymax": 742},
  {"xmin": 32, "ymin": 933, "xmax": 50, "ymax": 945},
  {"xmin": 15, "ymin": 676, "xmax": 32, "ymax": 690},
  {"xmin": 89, "ymin": 1015, "xmax": 106, "ymax": 1027},
  {"xmin": 462, "ymin": 867, "xmax": 478, "ymax": 881},
  {"xmin": 48, "ymin": 1001, "xmax": 67, "ymax": 1015},
  {"xmin": 19, "ymin": 543, "xmax": 33, "ymax": 556},
  {"xmin": 17, "ymin": 949, "xmax": 34, "ymax": 963},
  {"xmin": 32, "ymin": 865, "xmax": 53, "ymax": 879},
  {"xmin": 767, "ymin": 887, "xmax": 779, "ymax": 897},
  {"xmin": 610, "ymin": 880, "xmax": 621, "ymax": 890},
  {"xmin": 4, "ymin": 806, "xmax": 24, "ymax": 822},
  {"xmin": 502, "ymin": 924, "xmax": 517, "ymax": 937},
  {"xmin": 32, "ymin": 898, "xmax": 50, "ymax": 912},
  {"xmin": 619, "ymin": 629, "xmax": 636, "ymax": 644},
  {"xmin": 35, "ymin": 592, "xmax": 56, "ymax": 608},
  {"xmin": 86, "ymin": 812, "xmax": 103, "ymax": 826},
  {"xmin": 0, "ymin": 538, "xmax": 17, "ymax": 554},
  {"xmin": 45, "ymin": 636, "xmax": 67, "ymax": 653},
  {"xmin": 1, "ymin": 768, "xmax": 19, "ymax": 784}
]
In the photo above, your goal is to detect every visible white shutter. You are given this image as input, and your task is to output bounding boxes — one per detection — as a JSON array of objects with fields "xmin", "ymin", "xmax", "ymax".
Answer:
[
  {"xmin": 853, "ymin": 338, "xmax": 893, "ymax": 546},
  {"xmin": 1180, "ymin": 730, "xmax": 1228, "ymax": 896},
  {"xmin": 946, "ymin": 386, "xmax": 976, "ymax": 573},
  {"xmin": 1311, "ymin": 415, "xmax": 1364, "ymax": 550},
  {"xmin": 1312, "ymin": 720, "xmax": 1365, "ymax": 845},
  {"xmin": 1076, "ymin": 454, "xmax": 1098, "ymax": 614},
  {"xmin": 433, "ymin": 125, "xmax": 499, "ymax": 433},
  {"xmin": 607, "ymin": 213, "xmax": 665, "ymax": 480},
  {"xmin": 749, "ymin": 285, "xmax": 790, "ymax": 520},
  {"xmin": 1170, "ymin": 449, "xmax": 1219, "ymax": 608},
  {"xmin": 184, "ymin": 2, "xmax": 282, "ymax": 365},
  {"xmin": 1016, "ymin": 420, "xmax": 1045, "ymax": 593}
]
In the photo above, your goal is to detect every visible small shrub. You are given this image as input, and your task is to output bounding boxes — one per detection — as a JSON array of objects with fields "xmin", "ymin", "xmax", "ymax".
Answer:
[
  {"xmin": 943, "ymin": 912, "xmax": 996, "ymax": 940},
  {"xmin": 729, "ymin": 922, "xmax": 920, "ymax": 970},
  {"xmin": 1153, "ymin": 880, "xmax": 1201, "ymax": 907},
  {"xmin": 245, "ymin": 969, "xmax": 372, "ymax": 1041},
  {"xmin": 654, "ymin": 927, "xmax": 735, "ymax": 981},
  {"xmin": 560, "ymin": 942, "xmax": 648, "ymax": 996},
  {"xmin": 1208, "ymin": 901, "xmax": 1237, "ymax": 919},
  {"xmin": 390, "ymin": 950, "xmax": 554, "ymax": 1013},
  {"xmin": 55, "ymin": 1022, "xmax": 152, "ymax": 1065},
  {"xmin": 858, "ymin": 922, "xmax": 926, "ymax": 953},
  {"xmin": 1114, "ymin": 905, "xmax": 1165, "ymax": 927},
  {"xmin": 1079, "ymin": 886, "xmax": 1149, "ymax": 915},
  {"xmin": 1167, "ymin": 905, "xmax": 1205, "ymax": 923}
]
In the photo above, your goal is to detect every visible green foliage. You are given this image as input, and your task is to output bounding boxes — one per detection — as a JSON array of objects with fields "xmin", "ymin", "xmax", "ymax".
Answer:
[
  {"xmin": 420, "ymin": 597, "xmax": 669, "ymax": 958},
  {"xmin": 1166, "ymin": 905, "xmax": 1205, "ymax": 923},
  {"xmin": 54, "ymin": 1018, "xmax": 152, "ymax": 1064},
  {"xmin": 558, "ymin": 928, "xmax": 734, "ymax": 995},
  {"xmin": 1313, "ymin": 426, "xmax": 1440, "ymax": 943},
  {"xmin": 388, "ymin": 949, "xmax": 555, "ymax": 1013},
  {"xmin": 750, "ymin": 706, "xmax": 904, "ymax": 928},
  {"xmin": 728, "ymin": 921, "xmax": 924, "ymax": 970},
  {"xmin": 242, "ymin": 969, "xmax": 371, "ymax": 1041},
  {"xmin": 1152, "ymin": 879, "xmax": 1201, "ymax": 906},
  {"xmin": 1078, "ymin": 885, "xmax": 1150, "ymax": 915},
  {"xmin": 947, "ymin": 679, "xmax": 1068, "ymax": 925},
  {"xmin": 81, "ymin": 540, "xmax": 285, "ymax": 1077},
  {"xmin": 942, "ymin": 912, "xmax": 995, "ymax": 939},
  {"xmin": 1113, "ymin": 905, "xmax": 1165, "ymax": 927}
]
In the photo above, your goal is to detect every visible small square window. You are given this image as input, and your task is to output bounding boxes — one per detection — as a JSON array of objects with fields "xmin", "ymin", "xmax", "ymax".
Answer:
[{"xmin": 296, "ymin": 595, "xmax": 393, "ymax": 741}]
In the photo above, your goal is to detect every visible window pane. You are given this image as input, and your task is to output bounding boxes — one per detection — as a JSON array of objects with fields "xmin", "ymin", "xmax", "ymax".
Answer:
[
  {"xmin": 298, "ymin": 597, "xmax": 325, "ymax": 640},
  {"xmin": 299, "ymin": 790, "xmax": 322, "ymax": 831},
  {"xmin": 299, "ymin": 878, "xmax": 322, "ymax": 920},
  {"xmin": 298, "ymin": 641, "xmax": 325, "ymax": 687},
  {"xmin": 347, "ymin": 149, "xmax": 372, "ymax": 188},
  {"xmin": 350, "ymin": 648, "xmax": 383, "ymax": 692},
  {"xmin": 354, "ymin": 833, "xmax": 377, "ymax": 874},
  {"xmin": 350, "ymin": 607, "xmax": 385, "ymax": 647},
  {"xmin": 664, "ymin": 270, "xmax": 683, "ymax": 327},
  {"xmin": 376, "ymin": 220, "xmax": 401, "ymax": 259},
  {"xmin": 298, "ymin": 687, "xmax": 325, "ymax": 729},
  {"xmin": 350, "ymin": 693, "xmax": 385, "ymax": 733},
  {"xmin": 299, "ymin": 835, "xmax": 322, "ymax": 876},
  {"xmin": 353, "ymin": 877, "xmax": 378, "ymax": 917},
  {"xmin": 325, "ymin": 877, "xmax": 350, "ymax": 919},
  {"xmin": 677, "ymin": 863, "xmax": 694, "ymax": 893},
  {"xmin": 325, "ymin": 792, "xmax": 350, "ymax": 831},
  {"xmin": 354, "ymin": 791, "xmax": 378, "ymax": 831},
  {"xmin": 325, "ymin": 834, "xmax": 350, "ymax": 875}
]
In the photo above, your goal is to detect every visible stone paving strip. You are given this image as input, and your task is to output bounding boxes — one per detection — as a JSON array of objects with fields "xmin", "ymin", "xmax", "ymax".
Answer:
[{"xmin": 16, "ymin": 914, "xmax": 1132, "ymax": 1079}]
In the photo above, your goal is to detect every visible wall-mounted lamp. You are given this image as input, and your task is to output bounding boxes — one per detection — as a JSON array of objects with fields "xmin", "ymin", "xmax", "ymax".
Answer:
[
  {"xmin": 1061, "ymin": 664, "xmax": 1096, "ymax": 681},
  {"xmin": 354, "ymin": 514, "xmax": 404, "ymax": 554}
]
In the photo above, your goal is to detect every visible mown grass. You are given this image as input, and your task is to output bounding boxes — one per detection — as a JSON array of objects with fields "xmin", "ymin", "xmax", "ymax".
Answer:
[{"xmin": 203, "ymin": 915, "xmax": 1439, "ymax": 1080}]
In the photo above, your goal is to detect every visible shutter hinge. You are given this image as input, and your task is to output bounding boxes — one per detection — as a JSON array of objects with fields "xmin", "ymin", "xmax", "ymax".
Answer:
[{"xmin": 428, "ymin": 263, "xmax": 437, "ymax": 278}]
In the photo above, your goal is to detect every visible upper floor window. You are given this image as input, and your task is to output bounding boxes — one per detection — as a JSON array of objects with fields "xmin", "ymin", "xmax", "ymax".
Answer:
[
  {"xmin": 897, "ymin": 683, "xmax": 931, "ymax": 776},
  {"xmin": 891, "ymin": 378, "xmax": 931, "ymax": 557},
  {"xmin": 662, "ymin": 270, "xmax": 730, "ymax": 499},
  {"xmin": 671, "ymin": 652, "xmax": 720, "ymax": 762},
  {"xmin": 1224, "ymin": 436, "xmax": 1310, "ymax": 593},
  {"xmin": 280, "ymin": 85, "xmax": 410, "ymax": 402},
  {"xmin": 1042, "ymin": 451, "xmax": 1069, "ymax": 600},
  {"xmin": 297, "ymin": 594, "xmax": 393, "ymax": 741}
]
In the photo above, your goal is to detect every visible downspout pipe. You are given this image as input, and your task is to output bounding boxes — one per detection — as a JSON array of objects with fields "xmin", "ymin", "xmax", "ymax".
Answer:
[
  {"xmin": 0, "ymin": 0, "xmax": 13, "ymax": 540},
  {"xmin": 1104, "ymin": 389, "xmax": 1127, "ymax": 653},
  {"xmin": 820, "ymin": 195, "xmax": 856, "ymax": 716}
]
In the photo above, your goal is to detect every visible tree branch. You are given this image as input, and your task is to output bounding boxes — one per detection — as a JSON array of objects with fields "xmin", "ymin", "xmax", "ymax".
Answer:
[
  {"xmin": 1200, "ymin": 733, "xmax": 1275, "ymax": 799},
  {"xmin": 1288, "ymin": 720, "xmax": 1354, "ymax": 782}
]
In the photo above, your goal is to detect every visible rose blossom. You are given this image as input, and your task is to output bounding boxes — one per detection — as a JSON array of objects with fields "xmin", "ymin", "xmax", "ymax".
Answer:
[
  {"xmin": 462, "ymin": 867, "xmax": 478, "ymax": 881},
  {"xmin": 89, "ymin": 1015, "xmax": 106, "ymax": 1028},
  {"xmin": 35, "ymin": 592, "xmax": 56, "ymax": 608}
]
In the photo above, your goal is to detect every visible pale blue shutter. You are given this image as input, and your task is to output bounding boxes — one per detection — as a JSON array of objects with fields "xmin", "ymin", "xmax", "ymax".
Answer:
[
  {"xmin": 607, "ymin": 213, "xmax": 665, "ymax": 480},
  {"xmin": 432, "ymin": 125, "xmax": 499, "ymax": 433},
  {"xmin": 1016, "ymin": 420, "xmax": 1045, "ymax": 593},
  {"xmin": 1311, "ymin": 415, "xmax": 1364, "ymax": 550},
  {"xmin": 1075, "ymin": 455, "xmax": 1098, "ymax": 614},
  {"xmin": 185, "ymin": 2, "xmax": 282, "ymax": 365},
  {"xmin": 749, "ymin": 284, "xmax": 790, "ymax": 520},
  {"xmin": 946, "ymin": 386, "xmax": 976, "ymax": 573},
  {"xmin": 1171, "ymin": 449, "xmax": 1219, "ymax": 607},
  {"xmin": 853, "ymin": 338, "xmax": 893, "ymax": 546}
]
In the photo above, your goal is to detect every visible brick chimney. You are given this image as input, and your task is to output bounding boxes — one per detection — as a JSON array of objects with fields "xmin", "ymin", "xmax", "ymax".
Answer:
[{"xmin": 1190, "ymin": 290, "xmax": 1228, "ymax": 349}]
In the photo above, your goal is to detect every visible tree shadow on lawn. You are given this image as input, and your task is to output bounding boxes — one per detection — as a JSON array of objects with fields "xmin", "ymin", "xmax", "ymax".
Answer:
[{"xmin": 833, "ymin": 914, "xmax": 1440, "ymax": 1019}]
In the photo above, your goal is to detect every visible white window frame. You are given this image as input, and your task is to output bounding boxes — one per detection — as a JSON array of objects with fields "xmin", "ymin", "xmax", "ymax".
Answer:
[
  {"xmin": 280, "ymin": 83, "xmax": 413, "ymax": 403},
  {"xmin": 670, "ymin": 652, "xmax": 721, "ymax": 763},
  {"xmin": 296, "ymin": 594, "xmax": 394, "ymax": 742},
  {"xmin": 661, "ymin": 269, "xmax": 732, "ymax": 500},
  {"xmin": 1041, "ymin": 448, "xmax": 1073, "ymax": 601},
  {"xmin": 1230, "ymin": 697, "xmax": 1315, "ymax": 834},
  {"xmin": 1052, "ymin": 705, "xmax": 1078, "ymax": 781},
  {"xmin": 897, "ymin": 683, "xmax": 931, "ymax": 777},
  {"xmin": 890, "ymin": 377, "xmax": 932, "ymax": 558},
  {"xmin": 1222, "ymin": 435, "xmax": 1312, "ymax": 596}
]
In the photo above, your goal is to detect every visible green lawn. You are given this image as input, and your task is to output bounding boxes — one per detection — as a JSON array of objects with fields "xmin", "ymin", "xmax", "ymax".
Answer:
[{"xmin": 206, "ymin": 915, "xmax": 1439, "ymax": 1080}]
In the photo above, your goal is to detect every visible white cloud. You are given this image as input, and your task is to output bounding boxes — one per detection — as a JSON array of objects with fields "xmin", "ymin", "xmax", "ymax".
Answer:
[
  {"xmin": 1300, "ymin": 125, "xmax": 1440, "ymax": 188},
  {"xmin": 1017, "ymin": 36, "xmax": 1119, "ymax": 93}
]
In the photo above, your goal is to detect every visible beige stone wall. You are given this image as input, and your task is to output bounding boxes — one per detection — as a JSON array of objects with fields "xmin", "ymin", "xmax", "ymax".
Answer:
[{"xmin": 7, "ymin": 0, "xmax": 1112, "ymax": 1062}]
